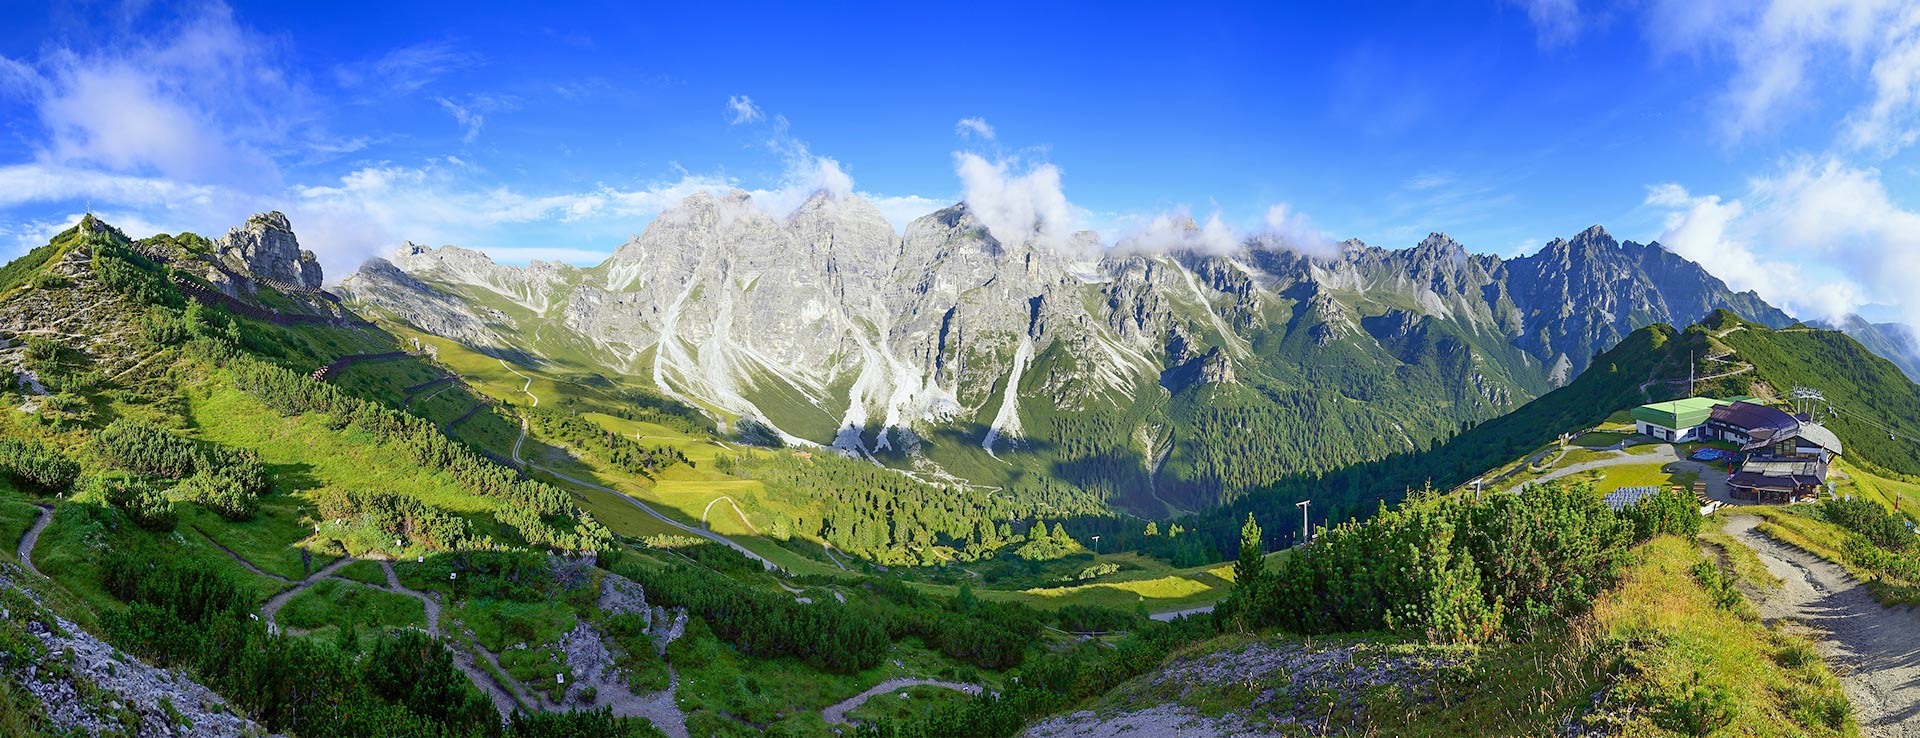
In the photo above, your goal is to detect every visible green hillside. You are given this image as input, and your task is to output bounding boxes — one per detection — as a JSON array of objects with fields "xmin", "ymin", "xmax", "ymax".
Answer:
[
  {"xmin": 1167, "ymin": 311, "xmax": 1920, "ymax": 560},
  {"xmin": 0, "ymin": 218, "xmax": 1259, "ymax": 736}
]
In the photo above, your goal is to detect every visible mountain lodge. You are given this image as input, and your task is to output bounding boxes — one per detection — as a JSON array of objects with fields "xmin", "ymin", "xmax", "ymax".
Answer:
[{"xmin": 1631, "ymin": 397, "xmax": 1843, "ymax": 503}]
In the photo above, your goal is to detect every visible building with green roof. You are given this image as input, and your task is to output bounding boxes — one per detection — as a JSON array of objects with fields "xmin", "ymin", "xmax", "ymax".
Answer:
[{"xmin": 1630, "ymin": 397, "xmax": 1734, "ymax": 442}]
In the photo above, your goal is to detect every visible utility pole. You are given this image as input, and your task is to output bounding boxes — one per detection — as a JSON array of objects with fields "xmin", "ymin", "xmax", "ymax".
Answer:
[
  {"xmin": 1091, "ymin": 535, "xmax": 1100, "ymax": 555},
  {"xmin": 1295, "ymin": 499, "xmax": 1310, "ymax": 546},
  {"xmin": 1689, "ymin": 350, "xmax": 1695, "ymax": 397}
]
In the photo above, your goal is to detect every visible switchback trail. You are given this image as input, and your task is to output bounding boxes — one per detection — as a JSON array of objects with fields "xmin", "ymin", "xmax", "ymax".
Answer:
[
  {"xmin": 701, "ymin": 495, "xmax": 759, "ymax": 535},
  {"xmin": 382, "ymin": 561, "xmax": 442, "ymax": 637},
  {"xmin": 260, "ymin": 557, "xmax": 357, "ymax": 632},
  {"xmin": 16, "ymin": 504, "xmax": 50, "ymax": 577},
  {"xmin": 499, "ymin": 359, "xmax": 539, "ymax": 407},
  {"xmin": 822, "ymin": 679, "xmax": 983, "ymax": 725},
  {"xmin": 1725, "ymin": 515, "xmax": 1920, "ymax": 736}
]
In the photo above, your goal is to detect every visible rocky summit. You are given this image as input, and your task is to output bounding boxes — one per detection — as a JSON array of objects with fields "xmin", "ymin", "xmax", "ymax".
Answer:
[{"xmin": 213, "ymin": 211, "xmax": 324, "ymax": 291}]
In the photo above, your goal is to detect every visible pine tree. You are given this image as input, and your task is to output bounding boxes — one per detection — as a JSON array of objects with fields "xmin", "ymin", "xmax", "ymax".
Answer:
[
  {"xmin": 1144, "ymin": 521, "xmax": 1159, "ymax": 537},
  {"xmin": 1234, "ymin": 513, "xmax": 1264, "ymax": 591}
]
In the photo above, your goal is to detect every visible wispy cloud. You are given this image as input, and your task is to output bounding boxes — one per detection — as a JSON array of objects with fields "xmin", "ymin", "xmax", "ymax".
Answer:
[
  {"xmin": 1635, "ymin": 0, "xmax": 1917, "ymax": 152},
  {"xmin": 956, "ymin": 117, "xmax": 995, "ymax": 139},
  {"xmin": 337, "ymin": 39, "xmax": 479, "ymax": 94},
  {"xmin": 727, "ymin": 94, "xmax": 763, "ymax": 125},
  {"xmin": 1403, "ymin": 171, "xmax": 1455, "ymax": 191},
  {"xmin": 435, "ymin": 94, "xmax": 516, "ymax": 143},
  {"xmin": 1505, "ymin": 0, "xmax": 1583, "ymax": 47}
]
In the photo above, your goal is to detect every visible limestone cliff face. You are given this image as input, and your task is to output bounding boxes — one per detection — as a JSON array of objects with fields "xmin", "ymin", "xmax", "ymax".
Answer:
[
  {"xmin": 212, "ymin": 211, "xmax": 324, "ymax": 289},
  {"xmin": 338, "ymin": 258, "xmax": 505, "ymax": 346},
  {"xmin": 339, "ymin": 192, "xmax": 1796, "ymax": 454}
]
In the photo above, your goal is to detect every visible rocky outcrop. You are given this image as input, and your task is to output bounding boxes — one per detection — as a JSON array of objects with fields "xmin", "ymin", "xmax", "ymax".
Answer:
[
  {"xmin": 0, "ymin": 563, "xmax": 266, "ymax": 737},
  {"xmin": 212, "ymin": 211, "xmax": 323, "ymax": 290}
]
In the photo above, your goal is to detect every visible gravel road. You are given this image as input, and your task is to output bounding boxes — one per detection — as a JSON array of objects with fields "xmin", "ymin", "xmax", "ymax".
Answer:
[{"xmin": 1725, "ymin": 515, "xmax": 1920, "ymax": 736}]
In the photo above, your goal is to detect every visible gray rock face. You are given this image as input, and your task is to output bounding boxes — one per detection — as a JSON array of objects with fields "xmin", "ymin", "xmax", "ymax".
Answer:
[
  {"xmin": 337, "ymin": 258, "xmax": 505, "ymax": 345},
  {"xmin": 212, "ymin": 211, "xmax": 323, "ymax": 289},
  {"xmin": 1, "ymin": 563, "xmax": 265, "ymax": 738},
  {"xmin": 343, "ymin": 193, "xmax": 1796, "ymax": 467}
]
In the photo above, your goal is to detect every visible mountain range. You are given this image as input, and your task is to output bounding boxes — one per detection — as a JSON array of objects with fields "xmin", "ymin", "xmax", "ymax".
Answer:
[{"xmin": 340, "ymin": 190, "xmax": 1800, "ymax": 510}]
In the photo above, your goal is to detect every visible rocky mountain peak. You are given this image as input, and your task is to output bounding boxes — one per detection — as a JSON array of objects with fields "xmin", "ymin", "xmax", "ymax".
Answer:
[
  {"xmin": 1567, "ymin": 224, "xmax": 1615, "ymax": 252},
  {"xmin": 213, "ymin": 210, "xmax": 323, "ymax": 289},
  {"xmin": 1414, "ymin": 232, "xmax": 1466, "ymax": 257}
]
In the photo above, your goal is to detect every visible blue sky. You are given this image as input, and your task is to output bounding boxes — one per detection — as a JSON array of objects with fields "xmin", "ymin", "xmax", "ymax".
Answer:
[{"xmin": 2, "ymin": 1, "xmax": 1919, "ymax": 326}]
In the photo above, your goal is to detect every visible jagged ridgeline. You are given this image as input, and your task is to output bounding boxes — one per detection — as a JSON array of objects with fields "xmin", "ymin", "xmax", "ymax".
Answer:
[{"xmin": 342, "ymin": 190, "xmax": 1795, "ymax": 512}]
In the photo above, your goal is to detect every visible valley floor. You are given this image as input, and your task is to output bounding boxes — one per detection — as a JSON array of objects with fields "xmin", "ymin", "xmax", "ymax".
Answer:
[{"xmin": 1725, "ymin": 515, "xmax": 1920, "ymax": 737}]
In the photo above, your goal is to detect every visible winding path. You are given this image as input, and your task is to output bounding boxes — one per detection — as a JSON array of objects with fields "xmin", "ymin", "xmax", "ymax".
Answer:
[
  {"xmin": 185, "ymin": 530, "xmax": 528, "ymax": 723},
  {"xmin": 700, "ymin": 496, "xmax": 760, "ymax": 535},
  {"xmin": 822, "ymin": 541, "xmax": 852, "ymax": 572},
  {"xmin": 383, "ymin": 561, "xmax": 442, "ymax": 637},
  {"xmin": 448, "ymin": 634, "xmax": 527, "ymax": 720},
  {"xmin": 260, "ymin": 557, "xmax": 357, "ymax": 632},
  {"xmin": 533, "ymin": 459, "xmax": 781, "ymax": 572},
  {"xmin": 499, "ymin": 359, "xmax": 539, "ymax": 407},
  {"xmin": 821, "ymin": 679, "xmax": 983, "ymax": 725},
  {"xmin": 1725, "ymin": 515, "xmax": 1920, "ymax": 736},
  {"xmin": 16, "ymin": 504, "xmax": 51, "ymax": 578}
]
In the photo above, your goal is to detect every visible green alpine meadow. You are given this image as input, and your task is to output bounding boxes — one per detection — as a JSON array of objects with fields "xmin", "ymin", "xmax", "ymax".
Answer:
[{"xmin": 5, "ymin": 2, "xmax": 1920, "ymax": 737}]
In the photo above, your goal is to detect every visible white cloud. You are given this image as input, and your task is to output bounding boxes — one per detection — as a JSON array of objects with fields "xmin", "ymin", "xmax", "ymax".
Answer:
[
  {"xmin": 1642, "ymin": 163, "xmax": 1920, "ymax": 328},
  {"xmin": 1749, "ymin": 160, "xmax": 1920, "ymax": 329},
  {"xmin": 954, "ymin": 152, "xmax": 1077, "ymax": 252},
  {"xmin": 1112, "ymin": 211, "xmax": 1242, "ymax": 257},
  {"xmin": 434, "ymin": 95, "xmax": 515, "ymax": 143},
  {"xmin": 1507, "ymin": 0, "xmax": 1583, "ymax": 47},
  {"xmin": 0, "ymin": 163, "xmax": 224, "ymax": 211},
  {"xmin": 1644, "ymin": 183, "xmax": 1778, "ymax": 297},
  {"xmin": 1262, "ymin": 203, "xmax": 1338, "ymax": 259},
  {"xmin": 956, "ymin": 117, "xmax": 995, "ymax": 139},
  {"xmin": 0, "ymin": 3, "xmax": 295, "ymax": 188},
  {"xmin": 1843, "ymin": 6, "xmax": 1920, "ymax": 153},
  {"xmin": 727, "ymin": 95, "xmax": 763, "ymax": 125}
]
